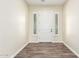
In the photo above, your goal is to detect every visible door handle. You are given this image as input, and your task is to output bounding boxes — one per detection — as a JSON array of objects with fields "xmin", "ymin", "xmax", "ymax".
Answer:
[{"xmin": 51, "ymin": 28, "xmax": 52, "ymax": 32}]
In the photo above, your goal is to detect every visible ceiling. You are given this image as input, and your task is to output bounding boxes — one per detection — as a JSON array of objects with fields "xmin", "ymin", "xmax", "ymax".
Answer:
[{"xmin": 25, "ymin": 0, "xmax": 67, "ymax": 6}]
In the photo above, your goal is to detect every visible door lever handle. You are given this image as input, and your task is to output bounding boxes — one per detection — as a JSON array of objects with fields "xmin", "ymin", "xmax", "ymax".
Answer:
[{"xmin": 51, "ymin": 28, "xmax": 52, "ymax": 32}]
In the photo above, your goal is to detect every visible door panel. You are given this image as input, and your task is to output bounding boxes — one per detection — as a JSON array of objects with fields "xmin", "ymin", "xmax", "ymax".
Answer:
[{"xmin": 37, "ymin": 10, "xmax": 55, "ymax": 42}]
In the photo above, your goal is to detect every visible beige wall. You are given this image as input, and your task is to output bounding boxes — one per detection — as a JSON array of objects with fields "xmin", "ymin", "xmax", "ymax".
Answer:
[
  {"xmin": 28, "ymin": 6, "xmax": 63, "ymax": 42},
  {"xmin": 0, "ymin": 0, "xmax": 29, "ymax": 57},
  {"xmin": 64, "ymin": 0, "xmax": 79, "ymax": 56}
]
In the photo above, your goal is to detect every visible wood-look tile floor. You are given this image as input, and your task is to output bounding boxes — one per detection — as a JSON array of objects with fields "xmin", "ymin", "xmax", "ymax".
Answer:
[{"xmin": 15, "ymin": 42, "xmax": 78, "ymax": 58}]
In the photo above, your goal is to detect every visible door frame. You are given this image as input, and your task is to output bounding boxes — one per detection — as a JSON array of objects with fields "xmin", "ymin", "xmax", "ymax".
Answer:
[{"xmin": 32, "ymin": 10, "xmax": 60, "ymax": 43}]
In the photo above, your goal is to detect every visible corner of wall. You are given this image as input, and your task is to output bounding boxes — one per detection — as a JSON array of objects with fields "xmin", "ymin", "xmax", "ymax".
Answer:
[
  {"xmin": 63, "ymin": 41, "xmax": 79, "ymax": 57},
  {"xmin": 10, "ymin": 42, "xmax": 29, "ymax": 58}
]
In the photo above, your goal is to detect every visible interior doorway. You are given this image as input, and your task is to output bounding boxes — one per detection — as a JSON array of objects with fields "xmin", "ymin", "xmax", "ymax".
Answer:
[{"xmin": 33, "ymin": 10, "xmax": 58, "ymax": 42}]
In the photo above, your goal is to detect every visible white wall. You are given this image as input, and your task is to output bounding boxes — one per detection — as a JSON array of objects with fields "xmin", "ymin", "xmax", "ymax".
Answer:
[
  {"xmin": 28, "ymin": 6, "xmax": 63, "ymax": 42},
  {"xmin": 0, "ymin": 0, "xmax": 29, "ymax": 57},
  {"xmin": 64, "ymin": 0, "xmax": 79, "ymax": 56}
]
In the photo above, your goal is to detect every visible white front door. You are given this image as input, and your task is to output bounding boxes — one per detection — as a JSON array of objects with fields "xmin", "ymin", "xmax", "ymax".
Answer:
[{"xmin": 37, "ymin": 10, "xmax": 55, "ymax": 42}]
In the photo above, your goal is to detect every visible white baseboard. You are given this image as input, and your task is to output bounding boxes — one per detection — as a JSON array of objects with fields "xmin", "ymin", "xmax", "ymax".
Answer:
[
  {"xmin": 10, "ymin": 42, "xmax": 29, "ymax": 58},
  {"xmin": 30, "ymin": 41, "xmax": 63, "ymax": 43},
  {"xmin": 63, "ymin": 42, "xmax": 79, "ymax": 57},
  {"xmin": 52, "ymin": 41, "xmax": 63, "ymax": 43}
]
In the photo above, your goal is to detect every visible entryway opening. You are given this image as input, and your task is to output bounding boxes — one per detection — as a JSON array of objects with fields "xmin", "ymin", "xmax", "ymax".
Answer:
[{"xmin": 33, "ymin": 10, "xmax": 59, "ymax": 42}]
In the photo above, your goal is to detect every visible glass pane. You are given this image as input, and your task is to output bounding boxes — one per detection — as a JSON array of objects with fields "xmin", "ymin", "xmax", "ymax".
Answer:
[
  {"xmin": 55, "ymin": 14, "xmax": 58, "ymax": 34},
  {"xmin": 34, "ymin": 14, "xmax": 37, "ymax": 34}
]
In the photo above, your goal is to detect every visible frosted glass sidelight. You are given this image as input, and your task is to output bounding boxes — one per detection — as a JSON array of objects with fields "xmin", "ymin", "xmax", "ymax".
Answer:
[
  {"xmin": 34, "ymin": 14, "xmax": 37, "ymax": 34},
  {"xmin": 55, "ymin": 14, "xmax": 58, "ymax": 34}
]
